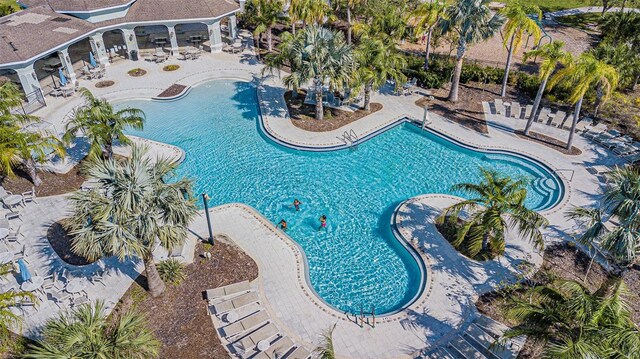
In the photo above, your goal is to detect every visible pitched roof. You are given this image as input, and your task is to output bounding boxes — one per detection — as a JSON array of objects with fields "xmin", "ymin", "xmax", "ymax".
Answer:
[
  {"xmin": 19, "ymin": 0, "xmax": 133, "ymax": 12},
  {"xmin": 112, "ymin": 0, "xmax": 239, "ymax": 23}
]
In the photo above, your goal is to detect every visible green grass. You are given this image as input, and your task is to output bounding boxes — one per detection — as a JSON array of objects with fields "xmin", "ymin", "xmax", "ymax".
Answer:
[
  {"xmin": 0, "ymin": 0, "xmax": 20, "ymax": 15},
  {"xmin": 489, "ymin": 0, "xmax": 593, "ymax": 13},
  {"xmin": 556, "ymin": 12, "xmax": 602, "ymax": 30}
]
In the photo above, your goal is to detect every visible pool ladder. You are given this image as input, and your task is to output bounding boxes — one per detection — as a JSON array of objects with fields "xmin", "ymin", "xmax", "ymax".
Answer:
[
  {"xmin": 343, "ymin": 129, "xmax": 359, "ymax": 149},
  {"xmin": 345, "ymin": 305, "xmax": 376, "ymax": 328}
]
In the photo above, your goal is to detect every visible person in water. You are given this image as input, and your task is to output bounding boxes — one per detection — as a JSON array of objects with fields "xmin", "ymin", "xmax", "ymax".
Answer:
[
  {"xmin": 319, "ymin": 215, "xmax": 327, "ymax": 231},
  {"xmin": 293, "ymin": 199, "xmax": 302, "ymax": 211},
  {"xmin": 278, "ymin": 219, "xmax": 288, "ymax": 231}
]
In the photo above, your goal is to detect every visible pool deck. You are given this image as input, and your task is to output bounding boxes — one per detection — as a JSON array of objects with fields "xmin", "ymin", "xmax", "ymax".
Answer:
[{"xmin": 11, "ymin": 29, "xmax": 626, "ymax": 357}]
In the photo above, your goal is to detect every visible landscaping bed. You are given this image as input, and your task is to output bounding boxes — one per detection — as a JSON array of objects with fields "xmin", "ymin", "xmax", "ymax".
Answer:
[
  {"xmin": 157, "ymin": 84, "xmax": 187, "ymax": 98},
  {"xmin": 95, "ymin": 80, "xmax": 115, "ymax": 88},
  {"xmin": 112, "ymin": 239, "xmax": 259, "ymax": 358},
  {"xmin": 514, "ymin": 130, "xmax": 582, "ymax": 155},
  {"xmin": 0, "ymin": 165, "xmax": 86, "ymax": 197},
  {"xmin": 127, "ymin": 68, "xmax": 147, "ymax": 77},
  {"xmin": 284, "ymin": 90, "xmax": 382, "ymax": 132},
  {"xmin": 163, "ymin": 64, "xmax": 180, "ymax": 72}
]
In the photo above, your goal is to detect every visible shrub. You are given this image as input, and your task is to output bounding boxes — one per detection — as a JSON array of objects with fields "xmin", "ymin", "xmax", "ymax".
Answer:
[
  {"xmin": 516, "ymin": 72, "xmax": 540, "ymax": 98},
  {"xmin": 157, "ymin": 259, "xmax": 186, "ymax": 286},
  {"xmin": 163, "ymin": 64, "xmax": 180, "ymax": 72}
]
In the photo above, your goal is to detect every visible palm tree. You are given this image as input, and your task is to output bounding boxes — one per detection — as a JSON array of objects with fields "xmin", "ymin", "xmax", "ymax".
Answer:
[
  {"xmin": 305, "ymin": 0, "xmax": 330, "ymax": 26},
  {"xmin": 313, "ymin": 324, "xmax": 337, "ymax": 359},
  {"xmin": 0, "ymin": 264, "xmax": 35, "ymax": 349},
  {"xmin": 353, "ymin": 37, "xmax": 407, "ymax": 111},
  {"xmin": 25, "ymin": 301, "xmax": 160, "ymax": 358},
  {"xmin": 565, "ymin": 206, "xmax": 606, "ymax": 282},
  {"xmin": 64, "ymin": 88, "xmax": 145, "ymax": 159},
  {"xmin": 0, "ymin": 82, "xmax": 35, "ymax": 127},
  {"xmin": 66, "ymin": 145, "xmax": 197, "ymax": 297},
  {"xmin": 503, "ymin": 278, "xmax": 640, "ymax": 358},
  {"xmin": 412, "ymin": 0, "xmax": 446, "ymax": 70},
  {"xmin": 243, "ymin": 0, "xmax": 285, "ymax": 52},
  {"xmin": 288, "ymin": 0, "xmax": 307, "ymax": 34},
  {"xmin": 548, "ymin": 53, "xmax": 619, "ymax": 150},
  {"xmin": 437, "ymin": 168, "xmax": 548, "ymax": 258},
  {"xmin": 333, "ymin": 0, "xmax": 367, "ymax": 44},
  {"xmin": 499, "ymin": 1, "xmax": 542, "ymax": 97},
  {"xmin": 439, "ymin": 0, "xmax": 504, "ymax": 102},
  {"xmin": 264, "ymin": 26, "xmax": 353, "ymax": 120},
  {"xmin": 522, "ymin": 41, "xmax": 569, "ymax": 136},
  {"xmin": 0, "ymin": 125, "xmax": 66, "ymax": 186}
]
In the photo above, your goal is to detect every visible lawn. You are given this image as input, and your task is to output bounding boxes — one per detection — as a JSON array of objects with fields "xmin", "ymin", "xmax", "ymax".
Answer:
[
  {"xmin": 489, "ymin": 0, "xmax": 593, "ymax": 12},
  {"xmin": 0, "ymin": 0, "xmax": 19, "ymax": 12},
  {"xmin": 555, "ymin": 12, "xmax": 603, "ymax": 31}
]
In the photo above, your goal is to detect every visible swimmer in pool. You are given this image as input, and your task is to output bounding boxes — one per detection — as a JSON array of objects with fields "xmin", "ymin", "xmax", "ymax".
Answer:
[
  {"xmin": 278, "ymin": 219, "xmax": 288, "ymax": 231},
  {"xmin": 319, "ymin": 215, "xmax": 327, "ymax": 231},
  {"xmin": 293, "ymin": 199, "xmax": 302, "ymax": 211}
]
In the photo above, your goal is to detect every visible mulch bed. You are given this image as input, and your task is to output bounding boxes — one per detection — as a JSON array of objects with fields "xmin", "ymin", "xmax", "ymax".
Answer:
[
  {"xmin": 476, "ymin": 242, "xmax": 640, "ymax": 358},
  {"xmin": 113, "ymin": 238, "xmax": 259, "ymax": 359},
  {"xmin": 128, "ymin": 68, "xmax": 147, "ymax": 77},
  {"xmin": 285, "ymin": 90, "xmax": 383, "ymax": 132},
  {"xmin": 163, "ymin": 65, "xmax": 180, "ymax": 72},
  {"xmin": 95, "ymin": 80, "xmax": 115, "ymax": 88},
  {"xmin": 514, "ymin": 130, "xmax": 582, "ymax": 156},
  {"xmin": 46, "ymin": 220, "xmax": 94, "ymax": 266},
  {"xmin": 0, "ymin": 166, "xmax": 86, "ymax": 197},
  {"xmin": 157, "ymin": 84, "xmax": 187, "ymax": 98}
]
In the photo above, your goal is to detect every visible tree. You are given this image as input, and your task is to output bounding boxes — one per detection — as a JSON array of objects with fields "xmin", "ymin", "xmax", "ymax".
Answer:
[
  {"xmin": 437, "ymin": 168, "xmax": 548, "ymax": 258},
  {"xmin": 263, "ymin": 26, "xmax": 353, "ymax": 121},
  {"xmin": 353, "ymin": 37, "xmax": 407, "ymax": 110},
  {"xmin": 411, "ymin": 0, "xmax": 446, "ymax": 70},
  {"xmin": 0, "ymin": 264, "xmax": 34, "ymax": 350},
  {"xmin": 593, "ymin": 42, "xmax": 640, "ymax": 90},
  {"xmin": 439, "ymin": 0, "xmax": 504, "ymax": 102},
  {"xmin": 0, "ymin": 125, "xmax": 66, "ymax": 186},
  {"xmin": 522, "ymin": 41, "xmax": 570, "ymax": 136},
  {"xmin": 304, "ymin": 0, "xmax": 331, "ymax": 26},
  {"xmin": 354, "ymin": 0, "xmax": 410, "ymax": 42},
  {"xmin": 548, "ymin": 53, "xmax": 618, "ymax": 150},
  {"xmin": 64, "ymin": 88, "xmax": 144, "ymax": 159},
  {"xmin": 503, "ymin": 278, "xmax": 640, "ymax": 358},
  {"xmin": 0, "ymin": 3, "xmax": 17, "ymax": 17},
  {"xmin": 243, "ymin": 0, "xmax": 285, "ymax": 52},
  {"xmin": 565, "ymin": 206, "xmax": 606, "ymax": 282},
  {"xmin": 66, "ymin": 145, "xmax": 197, "ymax": 297},
  {"xmin": 0, "ymin": 82, "xmax": 34, "ymax": 127},
  {"xmin": 333, "ymin": 0, "xmax": 367, "ymax": 44},
  {"xmin": 499, "ymin": 1, "xmax": 542, "ymax": 97},
  {"xmin": 288, "ymin": 0, "xmax": 307, "ymax": 34},
  {"xmin": 25, "ymin": 301, "xmax": 160, "ymax": 358},
  {"xmin": 313, "ymin": 324, "xmax": 337, "ymax": 359}
]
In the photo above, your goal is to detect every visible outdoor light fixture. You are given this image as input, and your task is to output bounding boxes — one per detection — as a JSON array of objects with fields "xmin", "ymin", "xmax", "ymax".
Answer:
[
  {"xmin": 129, "ymin": 34, "xmax": 133, "ymax": 41},
  {"xmin": 202, "ymin": 193, "xmax": 214, "ymax": 245}
]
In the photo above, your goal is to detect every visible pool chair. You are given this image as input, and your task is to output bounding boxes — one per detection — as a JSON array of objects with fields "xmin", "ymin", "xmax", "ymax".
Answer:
[
  {"xmin": 510, "ymin": 102, "xmax": 522, "ymax": 119},
  {"xmin": 593, "ymin": 129, "xmax": 623, "ymax": 145},
  {"xmin": 252, "ymin": 336, "xmax": 295, "ymax": 359},
  {"xmin": 582, "ymin": 123, "xmax": 608, "ymax": 139},
  {"xmin": 587, "ymin": 165, "xmax": 612, "ymax": 176},
  {"xmin": 220, "ymin": 310, "xmax": 269, "ymax": 338},
  {"xmin": 234, "ymin": 323, "xmax": 279, "ymax": 356},
  {"xmin": 550, "ymin": 111, "xmax": 566, "ymax": 128},
  {"xmin": 614, "ymin": 142, "xmax": 640, "ymax": 156},
  {"xmin": 212, "ymin": 291, "xmax": 259, "ymax": 314},
  {"xmin": 493, "ymin": 99, "xmax": 504, "ymax": 115},
  {"xmin": 286, "ymin": 346, "xmax": 312, "ymax": 359},
  {"xmin": 206, "ymin": 280, "xmax": 251, "ymax": 302},
  {"xmin": 523, "ymin": 104, "xmax": 533, "ymax": 120},
  {"xmin": 464, "ymin": 322, "xmax": 514, "ymax": 359}
]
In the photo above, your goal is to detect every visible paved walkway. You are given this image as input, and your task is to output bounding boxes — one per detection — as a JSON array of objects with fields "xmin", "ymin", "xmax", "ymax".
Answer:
[{"xmin": 546, "ymin": 6, "xmax": 639, "ymax": 18}]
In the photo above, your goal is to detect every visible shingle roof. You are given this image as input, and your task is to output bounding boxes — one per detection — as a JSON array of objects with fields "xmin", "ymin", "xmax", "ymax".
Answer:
[
  {"xmin": 113, "ymin": 0, "xmax": 239, "ymax": 23},
  {"xmin": 0, "ymin": 6, "xmax": 96, "ymax": 65},
  {"xmin": 19, "ymin": 0, "xmax": 133, "ymax": 12}
]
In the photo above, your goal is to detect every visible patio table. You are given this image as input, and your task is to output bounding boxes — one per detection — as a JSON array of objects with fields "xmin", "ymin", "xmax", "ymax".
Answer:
[
  {"xmin": 3, "ymin": 195, "xmax": 23, "ymax": 211},
  {"xmin": 187, "ymin": 47, "xmax": 199, "ymax": 55},
  {"xmin": 0, "ymin": 229, "xmax": 8, "ymax": 240},
  {"xmin": 21, "ymin": 276, "xmax": 44, "ymax": 292},
  {"xmin": 0, "ymin": 252, "xmax": 13, "ymax": 264},
  {"xmin": 257, "ymin": 340, "xmax": 270, "ymax": 352},
  {"xmin": 65, "ymin": 278, "xmax": 87, "ymax": 294}
]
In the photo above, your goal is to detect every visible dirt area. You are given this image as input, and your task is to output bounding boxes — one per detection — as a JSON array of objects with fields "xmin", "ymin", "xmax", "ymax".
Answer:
[
  {"xmin": 0, "ymin": 165, "xmax": 86, "ymax": 197},
  {"xmin": 476, "ymin": 242, "xmax": 640, "ymax": 358},
  {"xmin": 285, "ymin": 90, "xmax": 383, "ymax": 132},
  {"xmin": 95, "ymin": 80, "xmax": 115, "ymax": 88},
  {"xmin": 113, "ymin": 238, "xmax": 259, "ymax": 359},
  {"xmin": 46, "ymin": 220, "xmax": 95, "ymax": 266},
  {"xmin": 514, "ymin": 130, "xmax": 582, "ymax": 155},
  {"xmin": 157, "ymin": 84, "xmax": 187, "ymax": 98},
  {"xmin": 127, "ymin": 68, "xmax": 147, "ymax": 77}
]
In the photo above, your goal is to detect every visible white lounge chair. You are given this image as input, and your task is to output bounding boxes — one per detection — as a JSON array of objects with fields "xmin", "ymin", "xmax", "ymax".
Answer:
[
  {"xmin": 220, "ymin": 310, "xmax": 269, "ymax": 338},
  {"xmin": 613, "ymin": 142, "xmax": 640, "ymax": 156},
  {"xmin": 550, "ymin": 111, "xmax": 566, "ymax": 127},
  {"xmin": 582, "ymin": 123, "xmax": 608, "ymax": 139},
  {"xmin": 252, "ymin": 336, "xmax": 295, "ymax": 359},
  {"xmin": 510, "ymin": 102, "xmax": 522, "ymax": 119},
  {"xmin": 234, "ymin": 323, "xmax": 279, "ymax": 354},
  {"xmin": 494, "ymin": 99, "xmax": 504, "ymax": 115},
  {"xmin": 206, "ymin": 280, "xmax": 251, "ymax": 302},
  {"xmin": 286, "ymin": 346, "xmax": 312, "ymax": 359},
  {"xmin": 523, "ymin": 104, "xmax": 533, "ymax": 120},
  {"xmin": 593, "ymin": 129, "xmax": 623, "ymax": 144},
  {"xmin": 587, "ymin": 165, "xmax": 613, "ymax": 176},
  {"xmin": 536, "ymin": 107, "xmax": 551, "ymax": 124},
  {"xmin": 212, "ymin": 291, "xmax": 259, "ymax": 314}
]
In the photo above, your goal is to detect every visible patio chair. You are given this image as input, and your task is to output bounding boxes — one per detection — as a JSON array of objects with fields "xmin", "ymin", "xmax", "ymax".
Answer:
[
  {"xmin": 220, "ymin": 310, "xmax": 269, "ymax": 338},
  {"xmin": 582, "ymin": 123, "xmax": 608, "ymax": 139},
  {"xmin": 251, "ymin": 336, "xmax": 295, "ymax": 359},
  {"xmin": 212, "ymin": 291, "xmax": 259, "ymax": 314},
  {"xmin": 72, "ymin": 295, "xmax": 90, "ymax": 307},
  {"xmin": 6, "ymin": 225, "xmax": 22, "ymax": 243},
  {"xmin": 48, "ymin": 86, "xmax": 64, "ymax": 98},
  {"xmin": 43, "ymin": 273, "xmax": 63, "ymax": 291},
  {"xmin": 21, "ymin": 187, "xmax": 36, "ymax": 204},
  {"xmin": 493, "ymin": 99, "xmax": 504, "ymax": 115},
  {"xmin": 510, "ymin": 102, "xmax": 522, "ymax": 119},
  {"xmin": 90, "ymin": 268, "xmax": 108, "ymax": 286},
  {"xmin": 286, "ymin": 346, "xmax": 312, "ymax": 359},
  {"xmin": 206, "ymin": 280, "xmax": 251, "ymax": 302},
  {"xmin": 5, "ymin": 211, "xmax": 22, "ymax": 222},
  {"xmin": 49, "ymin": 290, "xmax": 71, "ymax": 309},
  {"xmin": 593, "ymin": 129, "xmax": 623, "ymax": 144},
  {"xmin": 0, "ymin": 187, "xmax": 11, "ymax": 202},
  {"xmin": 234, "ymin": 323, "xmax": 278, "ymax": 355},
  {"xmin": 550, "ymin": 111, "xmax": 566, "ymax": 128},
  {"xmin": 523, "ymin": 104, "xmax": 533, "ymax": 119},
  {"xmin": 13, "ymin": 244, "xmax": 28, "ymax": 263}
]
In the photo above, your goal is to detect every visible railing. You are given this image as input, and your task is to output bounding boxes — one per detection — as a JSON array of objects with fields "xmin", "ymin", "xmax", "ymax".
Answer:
[
  {"xmin": 556, "ymin": 168, "xmax": 575, "ymax": 182},
  {"xmin": 19, "ymin": 89, "xmax": 46, "ymax": 115},
  {"xmin": 345, "ymin": 305, "xmax": 376, "ymax": 328},
  {"xmin": 343, "ymin": 129, "xmax": 359, "ymax": 149}
]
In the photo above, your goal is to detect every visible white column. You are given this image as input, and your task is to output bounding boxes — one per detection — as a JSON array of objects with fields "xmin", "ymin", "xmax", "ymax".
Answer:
[
  {"xmin": 238, "ymin": 0, "xmax": 246, "ymax": 11},
  {"xmin": 229, "ymin": 15, "xmax": 237, "ymax": 39},
  {"xmin": 121, "ymin": 28, "xmax": 140, "ymax": 56},
  {"xmin": 15, "ymin": 64, "xmax": 42, "ymax": 98},
  {"xmin": 207, "ymin": 21, "xmax": 223, "ymax": 53},
  {"xmin": 89, "ymin": 32, "xmax": 110, "ymax": 67},
  {"xmin": 167, "ymin": 25, "xmax": 179, "ymax": 55},
  {"xmin": 57, "ymin": 48, "xmax": 77, "ymax": 83}
]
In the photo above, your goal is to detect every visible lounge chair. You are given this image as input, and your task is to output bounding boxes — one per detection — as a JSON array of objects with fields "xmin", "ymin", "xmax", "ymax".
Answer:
[
  {"xmin": 206, "ymin": 280, "xmax": 251, "ymax": 301},
  {"xmin": 613, "ymin": 142, "xmax": 640, "ymax": 156},
  {"xmin": 212, "ymin": 291, "xmax": 259, "ymax": 314},
  {"xmin": 550, "ymin": 111, "xmax": 566, "ymax": 127},
  {"xmin": 449, "ymin": 335, "xmax": 487, "ymax": 359},
  {"xmin": 625, "ymin": 152, "xmax": 640, "ymax": 163},
  {"xmin": 588, "ymin": 165, "xmax": 613, "ymax": 176},
  {"xmin": 474, "ymin": 315, "xmax": 510, "ymax": 339},
  {"xmin": 536, "ymin": 107, "xmax": 551, "ymax": 124},
  {"xmin": 523, "ymin": 104, "xmax": 533, "ymax": 120},
  {"xmin": 464, "ymin": 324, "xmax": 513, "ymax": 359},
  {"xmin": 285, "ymin": 346, "xmax": 312, "ymax": 359},
  {"xmin": 234, "ymin": 323, "xmax": 279, "ymax": 354},
  {"xmin": 220, "ymin": 310, "xmax": 269, "ymax": 338},
  {"xmin": 252, "ymin": 336, "xmax": 295, "ymax": 359},
  {"xmin": 582, "ymin": 124, "xmax": 608, "ymax": 139},
  {"xmin": 510, "ymin": 102, "xmax": 521, "ymax": 119},
  {"xmin": 593, "ymin": 129, "xmax": 623, "ymax": 144},
  {"xmin": 427, "ymin": 348, "xmax": 457, "ymax": 359},
  {"xmin": 494, "ymin": 99, "xmax": 504, "ymax": 115}
]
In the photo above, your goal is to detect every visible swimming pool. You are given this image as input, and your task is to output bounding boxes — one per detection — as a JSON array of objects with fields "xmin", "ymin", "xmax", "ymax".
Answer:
[{"xmin": 120, "ymin": 79, "xmax": 563, "ymax": 315}]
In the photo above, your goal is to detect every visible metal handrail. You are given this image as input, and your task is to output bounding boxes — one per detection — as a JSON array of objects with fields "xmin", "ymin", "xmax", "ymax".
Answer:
[{"xmin": 556, "ymin": 168, "xmax": 575, "ymax": 182}]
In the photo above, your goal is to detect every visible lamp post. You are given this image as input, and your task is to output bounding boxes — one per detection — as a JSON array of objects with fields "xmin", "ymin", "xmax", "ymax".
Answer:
[
  {"xmin": 422, "ymin": 95, "xmax": 435, "ymax": 131},
  {"xmin": 202, "ymin": 193, "xmax": 214, "ymax": 245}
]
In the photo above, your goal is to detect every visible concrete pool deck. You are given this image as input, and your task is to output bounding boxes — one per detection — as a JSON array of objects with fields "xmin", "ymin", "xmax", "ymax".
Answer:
[{"xmin": 12, "ymin": 29, "xmax": 627, "ymax": 357}]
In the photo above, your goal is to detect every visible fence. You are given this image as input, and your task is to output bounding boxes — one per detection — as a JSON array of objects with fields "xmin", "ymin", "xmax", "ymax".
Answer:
[{"xmin": 19, "ymin": 89, "xmax": 46, "ymax": 115}]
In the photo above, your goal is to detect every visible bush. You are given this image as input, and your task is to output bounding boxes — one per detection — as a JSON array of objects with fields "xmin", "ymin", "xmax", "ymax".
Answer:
[
  {"xmin": 516, "ymin": 72, "xmax": 541, "ymax": 98},
  {"xmin": 460, "ymin": 63, "xmax": 505, "ymax": 85},
  {"xmin": 157, "ymin": 259, "xmax": 186, "ymax": 286},
  {"xmin": 163, "ymin": 64, "xmax": 180, "ymax": 71}
]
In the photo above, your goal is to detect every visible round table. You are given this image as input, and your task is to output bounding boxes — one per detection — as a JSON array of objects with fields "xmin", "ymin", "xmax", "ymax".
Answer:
[
  {"xmin": 225, "ymin": 311, "xmax": 239, "ymax": 323},
  {"xmin": 0, "ymin": 228, "xmax": 8, "ymax": 240},
  {"xmin": 21, "ymin": 276, "xmax": 44, "ymax": 292},
  {"xmin": 155, "ymin": 51, "xmax": 166, "ymax": 58},
  {"xmin": 257, "ymin": 339, "xmax": 270, "ymax": 352},
  {"xmin": 3, "ymin": 195, "xmax": 22, "ymax": 210},
  {"xmin": 0, "ymin": 252, "xmax": 13, "ymax": 264},
  {"xmin": 65, "ymin": 278, "xmax": 87, "ymax": 294},
  {"xmin": 187, "ymin": 48, "xmax": 199, "ymax": 55}
]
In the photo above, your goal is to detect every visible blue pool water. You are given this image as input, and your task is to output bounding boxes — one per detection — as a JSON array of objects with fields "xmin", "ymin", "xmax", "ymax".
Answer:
[{"xmin": 120, "ymin": 80, "xmax": 562, "ymax": 315}]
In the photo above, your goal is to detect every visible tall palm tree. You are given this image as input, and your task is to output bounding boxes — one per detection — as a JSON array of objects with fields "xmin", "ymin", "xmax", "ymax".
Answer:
[
  {"xmin": 264, "ymin": 26, "xmax": 353, "ymax": 120},
  {"xmin": 499, "ymin": 1, "xmax": 542, "ymax": 97},
  {"xmin": 437, "ymin": 168, "xmax": 548, "ymax": 258},
  {"xmin": 412, "ymin": 0, "xmax": 446, "ymax": 70},
  {"xmin": 0, "ymin": 264, "xmax": 35, "ymax": 350},
  {"xmin": 439, "ymin": 0, "xmax": 504, "ymax": 102},
  {"xmin": 64, "ymin": 88, "xmax": 145, "ymax": 159},
  {"xmin": 313, "ymin": 324, "xmax": 337, "ymax": 359},
  {"xmin": 522, "ymin": 41, "xmax": 569, "ymax": 136},
  {"xmin": 304, "ymin": 0, "xmax": 331, "ymax": 26},
  {"xmin": 503, "ymin": 278, "xmax": 640, "ymax": 358},
  {"xmin": 288, "ymin": 0, "xmax": 307, "ymax": 34},
  {"xmin": 0, "ymin": 125, "xmax": 66, "ymax": 186},
  {"xmin": 66, "ymin": 145, "xmax": 198, "ymax": 297},
  {"xmin": 25, "ymin": 301, "xmax": 160, "ymax": 358},
  {"xmin": 0, "ymin": 82, "xmax": 35, "ymax": 127},
  {"xmin": 565, "ymin": 206, "xmax": 606, "ymax": 282},
  {"xmin": 353, "ymin": 37, "xmax": 407, "ymax": 111},
  {"xmin": 548, "ymin": 53, "xmax": 619, "ymax": 150},
  {"xmin": 334, "ymin": 0, "xmax": 367, "ymax": 44},
  {"xmin": 244, "ymin": 0, "xmax": 285, "ymax": 52}
]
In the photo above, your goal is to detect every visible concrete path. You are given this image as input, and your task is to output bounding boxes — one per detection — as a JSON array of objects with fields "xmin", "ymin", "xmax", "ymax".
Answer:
[{"xmin": 546, "ymin": 6, "xmax": 639, "ymax": 18}]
